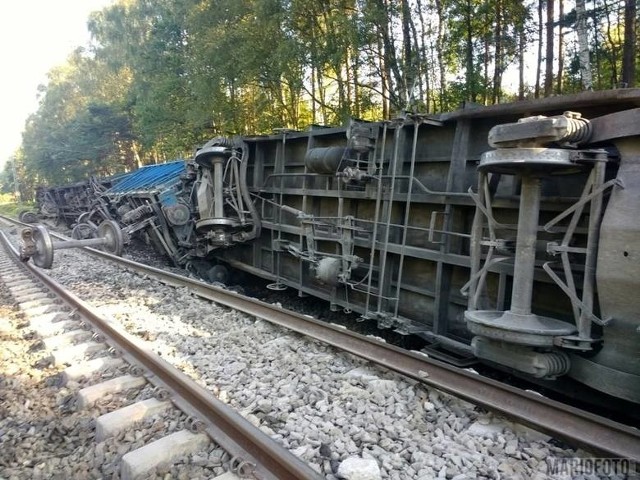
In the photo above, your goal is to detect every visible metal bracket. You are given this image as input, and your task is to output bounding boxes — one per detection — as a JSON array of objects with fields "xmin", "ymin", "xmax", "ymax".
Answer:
[
  {"xmin": 546, "ymin": 242, "xmax": 587, "ymax": 256},
  {"xmin": 544, "ymin": 177, "xmax": 622, "ymax": 233},
  {"xmin": 271, "ymin": 239, "xmax": 287, "ymax": 252},
  {"xmin": 428, "ymin": 211, "xmax": 447, "ymax": 243},
  {"xmin": 542, "ymin": 262, "xmax": 612, "ymax": 327},
  {"xmin": 460, "ymin": 256, "xmax": 509, "ymax": 299},
  {"xmin": 468, "ymin": 186, "xmax": 508, "ymax": 230},
  {"xmin": 554, "ymin": 334, "xmax": 602, "ymax": 351}
]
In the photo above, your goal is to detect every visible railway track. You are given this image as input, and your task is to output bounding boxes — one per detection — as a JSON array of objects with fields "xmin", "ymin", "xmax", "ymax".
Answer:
[
  {"xmin": 0, "ymin": 224, "xmax": 320, "ymax": 480},
  {"xmin": 3, "ymin": 216, "xmax": 639, "ymax": 470}
]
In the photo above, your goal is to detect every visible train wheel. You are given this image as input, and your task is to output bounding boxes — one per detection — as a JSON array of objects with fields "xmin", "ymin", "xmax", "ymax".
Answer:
[
  {"xmin": 21, "ymin": 212, "xmax": 38, "ymax": 224},
  {"xmin": 31, "ymin": 225, "xmax": 54, "ymax": 269},
  {"xmin": 71, "ymin": 223, "xmax": 95, "ymax": 240},
  {"xmin": 97, "ymin": 220, "xmax": 124, "ymax": 257},
  {"xmin": 207, "ymin": 264, "xmax": 229, "ymax": 284}
]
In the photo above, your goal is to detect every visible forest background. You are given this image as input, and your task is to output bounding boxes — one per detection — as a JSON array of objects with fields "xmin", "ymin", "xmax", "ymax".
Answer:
[{"xmin": 2, "ymin": 0, "xmax": 638, "ymax": 200}]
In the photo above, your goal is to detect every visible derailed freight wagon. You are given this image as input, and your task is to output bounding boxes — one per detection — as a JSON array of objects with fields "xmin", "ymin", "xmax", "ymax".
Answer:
[
  {"xmin": 44, "ymin": 89, "xmax": 640, "ymax": 403},
  {"xmin": 202, "ymin": 89, "xmax": 640, "ymax": 403}
]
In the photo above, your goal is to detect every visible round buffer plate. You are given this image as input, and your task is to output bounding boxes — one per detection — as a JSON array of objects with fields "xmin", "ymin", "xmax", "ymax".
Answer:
[
  {"xmin": 465, "ymin": 309, "xmax": 577, "ymax": 347},
  {"xmin": 479, "ymin": 148, "xmax": 583, "ymax": 175}
]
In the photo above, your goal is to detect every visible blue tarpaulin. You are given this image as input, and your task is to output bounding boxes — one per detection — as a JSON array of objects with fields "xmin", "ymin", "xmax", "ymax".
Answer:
[{"xmin": 105, "ymin": 161, "xmax": 186, "ymax": 195}]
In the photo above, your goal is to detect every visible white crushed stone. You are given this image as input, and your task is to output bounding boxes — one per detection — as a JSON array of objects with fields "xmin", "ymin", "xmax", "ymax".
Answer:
[
  {"xmin": 0, "ymin": 261, "xmax": 227, "ymax": 478},
  {"xmin": 2, "ymin": 232, "xmax": 606, "ymax": 480},
  {"xmin": 337, "ymin": 456, "xmax": 382, "ymax": 480}
]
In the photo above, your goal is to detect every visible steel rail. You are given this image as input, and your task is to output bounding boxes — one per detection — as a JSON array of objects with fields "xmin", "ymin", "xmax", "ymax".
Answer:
[
  {"xmin": 30, "ymin": 230, "xmax": 638, "ymax": 462},
  {"xmin": 4, "ymin": 217, "xmax": 640, "ymax": 461},
  {"xmin": 0, "ymin": 229, "xmax": 321, "ymax": 480}
]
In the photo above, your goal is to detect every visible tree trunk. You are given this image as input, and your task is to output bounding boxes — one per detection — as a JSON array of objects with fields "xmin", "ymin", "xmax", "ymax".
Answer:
[
  {"xmin": 415, "ymin": 0, "xmax": 430, "ymax": 111},
  {"xmin": 310, "ymin": 25, "xmax": 317, "ymax": 125},
  {"xmin": 544, "ymin": 0, "xmax": 555, "ymax": 96},
  {"xmin": 622, "ymin": 0, "xmax": 637, "ymax": 87},
  {"xmin": 435, "ymin": 0, "xmax": 447, "ymax": 110},
  {"xmin": 345, "ymin": 48, "xmax": 353, "ymax": 115},
  {"xmin": 402, "ymin": 0, "xmax": 412, "ymax": 108},
  {"xmin": 311, "ymin": 64, "xmax": 317, "ymax": 125},
  {"xmin": 556, "ymin": 0, "xmax": 564, "ymax": 93},
  {"xmin": 465, "ymin": 0, "xmax": 475, "ymax": 102},
  {"xmin": 483, "ymin": 9, "xmax": 490, "ymax": 105},
  {"xmin": 378, "ymin": 36, "xmax": 389, "ymax": 119},
  {"xmin": 353, "ymin": 47, "xmax": 360, "ymax": 118},
  {"xmin": 518, "ymin": 26, "xmax": 525, "ymax": 100},
  {"xmin": 535, "ymin": 0, "xmax": 543, "ymax": 98},
  {"xmin": 492, "ymin": 0, "xmax": 503, "ymax": 104},
  {"xmin": 374, "ymin": 0, "xmax": 403, "ymax": 112},
  {"xmin": 576, "ymin": 0, "xmax": 593, "ymax": 89},
  {"xmin": 318, "ymin": 67, "xmax": 328, "ymax": 124}
]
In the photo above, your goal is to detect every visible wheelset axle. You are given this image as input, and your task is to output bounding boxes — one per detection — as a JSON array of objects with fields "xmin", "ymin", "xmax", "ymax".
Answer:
[{"xmin": 19, "ymin": 221, "xmax": 124, "ymax": 269}]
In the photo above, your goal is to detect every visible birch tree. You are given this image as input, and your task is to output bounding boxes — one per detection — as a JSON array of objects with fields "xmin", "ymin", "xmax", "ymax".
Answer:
[{"xmin": 576, "ymin": 0, "xmax": 593, "ymax": 89}]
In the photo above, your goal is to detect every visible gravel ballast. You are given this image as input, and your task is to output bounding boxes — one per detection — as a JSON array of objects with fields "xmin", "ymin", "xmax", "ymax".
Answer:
[{"xmin": 1, "ymin": 230, "xmax": 614, "ymax": 479}]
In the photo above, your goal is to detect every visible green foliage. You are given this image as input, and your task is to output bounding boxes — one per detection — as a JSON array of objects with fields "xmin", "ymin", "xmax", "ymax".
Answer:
[
  {"xmin": 21, "ymin": 47, "xmax": 138, "ymax": 186},
  {"xmin": 0, "ymin": 163, "xmax": 15, "ymax": 196},
  {"xmin": 0, "ymin": 200, "xmax": 35, "ymax": 217},
  {"xmin": 18, "ymin": 0, "xmax": 638, "ymax": 190}
]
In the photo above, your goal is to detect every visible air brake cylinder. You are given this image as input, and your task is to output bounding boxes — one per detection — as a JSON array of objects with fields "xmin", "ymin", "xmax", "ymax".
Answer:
[{"xmin": 304, "ymin": 147, "xmax": 347, "ymax": 174}]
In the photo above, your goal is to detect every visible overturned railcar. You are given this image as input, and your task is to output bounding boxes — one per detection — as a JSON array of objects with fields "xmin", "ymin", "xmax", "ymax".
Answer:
[
  {"xmin": 33, "ymin": 176, "xmax": 118, "ymax": 226},
  {"xmin": 194, "ymin": 89, "xmax": 640, "ymax": 403},
  {"xmin": 67, "ymin": 89, "xmax": 640, "ymax": 403},
  {"xmin": 98, "ymin": 160, "xmax": 188, "ymax": 262}
]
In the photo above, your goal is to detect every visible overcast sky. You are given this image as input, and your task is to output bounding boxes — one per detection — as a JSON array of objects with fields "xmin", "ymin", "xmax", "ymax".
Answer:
[{"xmin": 0, "ymin": 0, "xmax": 115, "ymax": 167}]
